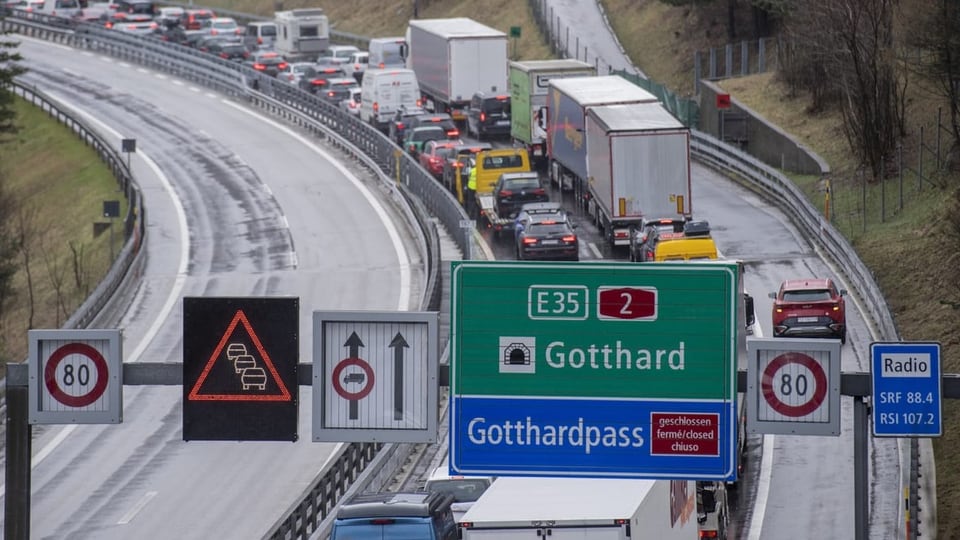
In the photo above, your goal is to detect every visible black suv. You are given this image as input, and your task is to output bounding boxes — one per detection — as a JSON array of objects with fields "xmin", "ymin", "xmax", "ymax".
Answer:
[{"xmin": 466, "ymin": 91, "xmax": 511, "ymax": 140}]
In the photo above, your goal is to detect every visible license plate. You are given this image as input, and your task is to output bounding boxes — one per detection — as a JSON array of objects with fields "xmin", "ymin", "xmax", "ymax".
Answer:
[
  {"xmin": 541, "ymin": 240, "xmax": 559, "ymax": 246},
  {"xmin": 797, "ymin": 316, "xmax": 819, "ymax": 323},
  {"xmin": 533, "ymin": 147, "xmax": 543, "ymax": 156},
  {"xmin": 496, "ymin": 120, "xmax": 510, "ymax": 126}
]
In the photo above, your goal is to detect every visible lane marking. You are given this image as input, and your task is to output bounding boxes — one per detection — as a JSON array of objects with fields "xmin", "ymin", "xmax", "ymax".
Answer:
[
  {"xmin": 154, "ymin": 73, "xmax": 167, "ymax": 80},
  {"xmin": 118, "ymin": 62, "xmax": 131, "ymax": 68},
  {"xmin": 172, "ymin": 79, "xmax": 183, "ymax": 86},
  {"xmin": 221, "ymin": 99, "xmax": 412, "ymax": 311},
  {"xmin": 116, "ymin": 491, "xmax": 158, "ymax": 525},
  {"xmin": 587, "ymin": 242, "xmax": 602, "ymax": 259},
  {"xmin": 189, "ymin": 86, "xmax": 200, "ymax": 93}
]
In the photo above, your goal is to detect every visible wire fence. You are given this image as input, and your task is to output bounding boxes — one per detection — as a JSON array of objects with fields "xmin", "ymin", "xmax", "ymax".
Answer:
[{"xmin": 797, "ymin": 107, "xmax": 956, "ymax": 240}]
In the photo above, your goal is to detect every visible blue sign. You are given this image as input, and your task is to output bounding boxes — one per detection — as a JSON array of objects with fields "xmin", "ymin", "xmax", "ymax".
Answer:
[
  {"xmin": 871, "ymin": 342, "xmax": 942, "ymax": 437},
  {"xmin": 450, "ymin": 396, "xmax": 737, "ymax": 480}
]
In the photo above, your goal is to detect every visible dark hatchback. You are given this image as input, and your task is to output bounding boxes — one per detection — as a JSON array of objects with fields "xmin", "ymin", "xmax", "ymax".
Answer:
[
  {"xmin": 466, "ymin": 91, "xmax": 511, "ymax": 140},
  {"xmin": 515, "ymin": 214, "xmax": 579, "ymax": 261},
  {"xmin": 493, "ymin": 172, "xmax": 548, "ymax": 220},
  {"xmin": 245, "ymin": 51, "xmax": 287, "ymax": 77},
  {"xmin": 206, "ymin": 39, "xmax": 248, "ymax": 62}
]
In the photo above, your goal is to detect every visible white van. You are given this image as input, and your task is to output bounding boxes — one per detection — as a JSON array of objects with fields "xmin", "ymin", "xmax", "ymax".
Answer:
[
  {"xmin": 360, "ymin": 68, "xmax": 421, "ymax": 132},
  {"xmin": 424, "ymin": 465, "xmax": 494, "ymax": 523},
  {"xmin": 368, "ymin": 36, "xmax": 408, "ymax": 69}
]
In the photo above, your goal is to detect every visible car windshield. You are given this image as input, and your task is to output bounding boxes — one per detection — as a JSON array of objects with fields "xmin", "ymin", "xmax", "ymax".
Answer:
[
  {"xmin": 503, "ymin": 177, "xmax": 540, "ymax": 190},
  {"xmin": 483, "ymin": 98, "xmax": 510, "ymax": 115},
  {"xmin": 782, "ymin": 289, "xmax": 833, "ymax": 302},
  {"xmin": 426, "ymin": 479, "xmax": 489, "ymax": 502},
  {"xmin": 411, "ymin": 127, "xmax": 445, "ymax": 142},
  {"xmin": 260, "ymin": 25, "xmax": 276, "ymax": 37},
  {"xmin": 482, "ymin": 155, "xmax": 524, "ymax": 169},
  {"xmin": 221, "ymin": 44, "xmax": 245, "ymax": 53},
  {"xmin": 213, "ymin": 20, "xmax": 236, "ymax": 29}
]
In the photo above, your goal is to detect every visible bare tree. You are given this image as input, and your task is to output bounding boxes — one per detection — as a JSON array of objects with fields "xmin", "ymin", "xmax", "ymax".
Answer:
[
  {"xmin": 903, "ymin": 0, "xmax": 960, "ymax": 170},
  {"xmin": 780, "ymin": 0, "xmax": 903, "ymax": 180},
  {"xmin": 69, "ymin": 240, "xmax": 90, "ymax": 295},
  {"xmin": 15, "ymin": 203, "xmax": 42, "ymax": 330},
  {"xmin": 40, "ymin": 239, "xmax": 70, "ymax": 326}
]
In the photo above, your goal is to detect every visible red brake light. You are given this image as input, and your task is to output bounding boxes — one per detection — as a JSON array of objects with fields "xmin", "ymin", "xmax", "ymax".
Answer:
[
  {"xmin": 278, "ymin": 62, "xmax": 288, "ymax": 70},
  {"xmin": 397, "ymin": 122, "xmax": 403, "ymax": 129},
  {"xmin": 447, "ymin": 129, "xmax": 459, "ymax": 137},
  {"xmin": 496, "ymin": 95, "xmax": 509, "ymax": 101},
  {"xmin": 354, "ymin": 63, "xmax": 360, "ymax": 69},
  {"xmin": 562, "ymin": 235, "xmax": 577, "ymax": 242},
  {"xmin": 522, "ymin": 237, "xmax": 537, "ymax": 245},
  {"xmin": 454, "ymin": 162, "xmax": 463, "ymax": 168},
  {"xmin": 257, "ymin": 37, "xmax": 262, "ymax": 44},
  {"xmin": 378, "ymin": 62, "xmax": 385, "ymax": 68},
  {"xmin": 373, "ymin": 102, "xmax": 379, "ymax": 113},
  {"xmin": 253, "ymin": 63, "xmax": 266, "ymax": 70},
  {"xmin": 480, "ymin": 112, "xmax": 486, "ymax": 122},
  {"xmin": 311, "ymin": 79, "xmax": 326, "ymax": 85},
  {"xmin": 499, "ymin": 190, "xmax": 513, "ymax": 197},
  {"xmin": 328, "ymin": 91, "xmax": 335, "ymax": 97},
  {"xmin": 533, "ymin": 188, "xmax": 546, "ymax": 195},
  {"xmin": 416, "ymin": 99, "xmax": 423, "ymax": 107},
  {"xmin": 210, "ymin": 29, "xmax": 218, "ymax": 35},
  {"xmin": 220, "ymin": 52, "xmax": 228, "ymax": 59}
]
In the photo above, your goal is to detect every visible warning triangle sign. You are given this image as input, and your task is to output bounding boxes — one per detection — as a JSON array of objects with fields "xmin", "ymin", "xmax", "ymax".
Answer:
[{"xmin": 187, "ymin": 310, "xmax": 293, "ymax": 402}]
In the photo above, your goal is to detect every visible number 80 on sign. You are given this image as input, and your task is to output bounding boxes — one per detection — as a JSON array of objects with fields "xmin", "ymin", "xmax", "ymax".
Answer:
[{"xmin": 28, "ymin": 329, "xmax": 123, "ymax": 425}]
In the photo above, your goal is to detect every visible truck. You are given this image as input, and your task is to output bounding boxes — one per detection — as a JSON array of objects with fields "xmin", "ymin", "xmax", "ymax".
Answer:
[
  {"xmin": 406, "ymin": 18, "xmax": 508, "ymax": 124},
  {"xmin": 509, "ymin": 59, "xmax": 595, "ymax": 170},
  {"xmin": 546, "ymin": 75, "xmax": 659, "ymax": 203},
  {"xmin": 458, "ymin": 477, "xmax": 700, "ymax": 539},
  {"xmin": 584, "ymin": 102, "xmax": 693, "ymax": 246},
  {"xmin": 273, "ymin": 8, "xmax": 329, "ymax": 62}
]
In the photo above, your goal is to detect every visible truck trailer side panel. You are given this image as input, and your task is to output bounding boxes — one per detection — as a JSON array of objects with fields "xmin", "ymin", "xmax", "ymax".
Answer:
[
  {"xmin": 547, "ymin": 76, "xmax": 658, "ymax": 181},
  {"xmin": 450, "ymin": 38, "xmax": 508, "ymax": 101},
  {"xmin": 510, "ymin": 60, "xmax": 595, "ymax": 146},
  {"xmin": 408, "ymin": 24, "xmax": 451, "ymax": 100}
]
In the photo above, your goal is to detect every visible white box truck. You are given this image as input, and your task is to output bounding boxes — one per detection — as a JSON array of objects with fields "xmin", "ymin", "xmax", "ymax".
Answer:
[
  {"xmin": 509, "ymin": 59, "xmax": 595, "ymax": 170},
  {"xmin": 274, "ymin": 8, "xmax": 329, "ymax": 62},
  {"xmin": 584, "ymin": 102, "xmax": 693, "ymax": 246},
  {"xmin": 406, "ymin": 18, "xmax": 508, "ymax": 123},
  {"xmin": 360, "ymin": 68, "xmax": 421, "ymax": 132},
  {"xmin": 458, "ymin": 477, "xmax": 699, "ymax": 540},
  {"xmin": 547, "ymin": 75, "xmax": 659, "ymax": 205}
]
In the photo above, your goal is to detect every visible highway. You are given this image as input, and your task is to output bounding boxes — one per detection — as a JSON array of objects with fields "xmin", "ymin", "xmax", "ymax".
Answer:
[
  {"xmin": 7, "ymin": 37, "xmax": 424, "ymax": 538},
  {"xmin": 6, "ymin": 15, "xmax": 902, "ymax": 539}
]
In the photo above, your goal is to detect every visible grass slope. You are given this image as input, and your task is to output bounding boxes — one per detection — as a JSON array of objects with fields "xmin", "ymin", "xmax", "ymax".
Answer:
[{"xmin": 0, "ymin": 99, "xmax": 123, "ymax": 368}]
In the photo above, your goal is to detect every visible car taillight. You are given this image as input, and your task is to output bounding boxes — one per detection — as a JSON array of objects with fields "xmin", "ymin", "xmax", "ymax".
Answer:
[
  {"xmin": 253, "ymin": 63, "xmax": 265, "ymax": 70},
  {"xmin": 278, "ymin": 62, "xmax": 287, "ymax": 70},
  {"xmin": 126, "ymin": 24, "xmax": 137, "ymax": 29},
  {"xmin": 327, "ymin": 91, "xmax": 335, "ymax": 97},
  {"xmin": 699, "ymin": 530, "xmax": 719, "ymax": 539},
  {"xmin": 429, "ymin": 157, "xmax": 441, "ymax": 166},
  {"xmin": 150, "ymin": 22, "xmax": 157, "ymax": 29},
  {"xmin": 396, "ymin": 122, "xmax": 404, "ymax": 129},
  {"xmin": 210, "ymin": 29, "xmax": 218, "ymax": 35},
  {"xmin": 533, "ymin": 188, "xmax": 546, "ymax": 195},
  {"xmin": 447, "ymin": 129, "xmax": 459, "ymax": 137},
  {"xmin": 378, "ymin": 62, "xmax": 384, "ymax": 68},
  {"xmin": 373, "ymin": 102, "xmax": 379, "ymax": 113},
  {"xmin": 454, "ymin": 162, "xmax": 463, "ymax": 168},
  {"xmin": 480, "ymin": 112, "xmax": 486, "ymax": 122},
  {"xmin": 220, "ymin": 52, "xmax": 228, "ymax": 59},
  {"xmin": 104, "ymin": 21, "xmax": 113, "ymax": 28},
  {"xmin": 416, "ymin": 98, "xmax": 422, "ymax": 107},
  {"xmin": 522, "ymin": 237, "xmax": 538, "ymax": 245},
  {"xmin": 354, "ymin": 63, "xmax": 360, "ymax": 69},
  {"xmin": 562, "ymin": 235, "xmax": 576, "ymax": 242},
  {"xmin": 499, "ymin": 190, "xmax": 513, "ymax": 197},
  {"xmin": 832, "ymin": 304, "xmax": 840, "ymax": 311},
  {"xmin": 257, "ymin": 36, "xmax": 262, "ymax": 44},
  {"xmin": 311, "ymin": 79, "xmax": 326, "ymax": 85}
]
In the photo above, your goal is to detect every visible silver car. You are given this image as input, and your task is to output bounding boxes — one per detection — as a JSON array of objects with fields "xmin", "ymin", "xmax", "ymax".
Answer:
[{"xmin": 278, "ymin": 61, "xmax": 314, "ymax": 86}]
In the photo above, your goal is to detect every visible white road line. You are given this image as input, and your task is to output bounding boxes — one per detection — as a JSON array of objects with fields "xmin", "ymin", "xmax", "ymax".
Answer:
[
  {"xmin": 154, "ymin": 73, "xmax": 167, "ymax": 80},
  {"xmin": 172, "ymin": 79, "xmax": 183, "ymax": 86},
  {"xmin": 82, "ymin": 51, "xmax": 94, "ymax": 57},
  {"xmin": 137, "ymin": 68, "xmax": 149, "ymax": 74},
  {"xmin": 221, "ymin": 99, "xmax": 412, "ymax": 311},
  {"xmin": 99, "ymin": 56, "xmax": 112, "ymax": 63},
  {"xmin": 206, "ymin": 93, "xmax": 217, "ymax": 99},
  {"xmin": 747, "ymin": 319, "xmax": 773, "ymax": 540},
  {"xmin": 189, "ymin": 86, "xmax": 200, "ymax": 93},
  {"xmin": 118, "ymin": 62, "xmax": 131, "ymax": 68},
  {"xmin": 588, "ymin": 242, "xmax": 602, "ymax": 259},
  {"xmin": 116, "ymin": 491, "xmax": 157, "ymax": 525}
]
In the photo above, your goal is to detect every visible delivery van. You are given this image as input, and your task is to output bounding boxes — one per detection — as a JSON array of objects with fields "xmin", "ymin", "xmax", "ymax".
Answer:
[{"xmin": 360, "ymin": 68, "xmax": 421, "ymax": 132}]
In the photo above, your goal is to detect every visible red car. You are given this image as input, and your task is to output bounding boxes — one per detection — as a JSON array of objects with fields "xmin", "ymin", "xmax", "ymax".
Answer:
[
  {"xmin": 769, "ymin": 278, "xmax": 847, "ymax": 343},
  {"xmin": 419, "ymin": 139, "xmax": 462, "ymax": 180}
]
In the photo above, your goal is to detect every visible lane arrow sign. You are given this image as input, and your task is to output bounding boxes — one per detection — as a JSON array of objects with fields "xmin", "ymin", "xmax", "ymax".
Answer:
[
  {"xmin": 390, "ymin": 332, "xmax": 409, "ymax": 420},
  {"xmin": 345, "ymin": 332, "xmax": 365, "ymax": 420}
]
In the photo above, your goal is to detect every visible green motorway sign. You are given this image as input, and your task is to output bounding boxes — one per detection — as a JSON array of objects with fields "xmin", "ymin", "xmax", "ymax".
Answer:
[{"xmin": 451, "ymin": 261, "xmax": 740, "ymax": 400}]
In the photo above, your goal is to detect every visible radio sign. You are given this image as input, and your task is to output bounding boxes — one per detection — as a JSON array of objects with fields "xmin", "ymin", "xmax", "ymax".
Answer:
[{"xmin": 871, "ymin": 342, "xmax": 942, "ymax": 438}]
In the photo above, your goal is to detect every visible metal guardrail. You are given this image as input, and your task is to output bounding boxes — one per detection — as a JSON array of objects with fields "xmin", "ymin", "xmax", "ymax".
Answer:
[
  {"xmin": 3, "ymin": 8, "xmax": 916, "ymax": 539},
  {"xmin": 1, "ymin": 11, "xmax": 445, "ymax": 540}
]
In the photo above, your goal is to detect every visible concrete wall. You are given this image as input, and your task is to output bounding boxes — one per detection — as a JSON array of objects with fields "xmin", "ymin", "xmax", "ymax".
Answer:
[{"xmin": 698, "ymin": 80, "xmax": 830, "ymax": 176}]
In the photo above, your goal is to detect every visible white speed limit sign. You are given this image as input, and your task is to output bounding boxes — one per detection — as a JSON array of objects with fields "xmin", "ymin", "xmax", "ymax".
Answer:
[
  {"xmin": 746, "ymin": 337, "xmax": 841, "ymax": 436},
  {"xmin": 28, "ymin": 329, "xmax": 123, "ymax": 425}
]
